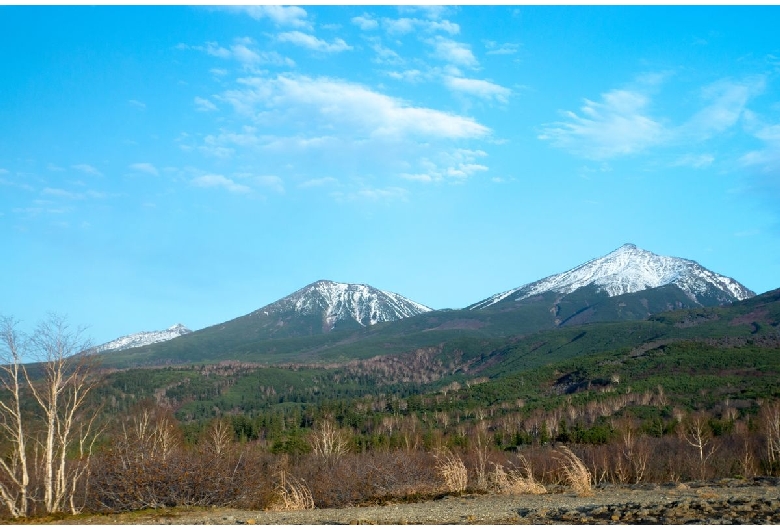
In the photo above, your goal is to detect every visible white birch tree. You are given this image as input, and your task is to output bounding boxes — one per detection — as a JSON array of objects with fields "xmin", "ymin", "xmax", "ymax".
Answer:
[{"xmin": 0, "ymin": 314, "xmax": 100, "ymax": 517}]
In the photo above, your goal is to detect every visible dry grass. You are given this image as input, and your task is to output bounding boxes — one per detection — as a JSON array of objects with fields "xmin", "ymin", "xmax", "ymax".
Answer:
[
  {"xmin": 267, "ymin": 472, "xmax": 314, "ymax": 512},
  {"xmin": 489, "ymin": 455, "xmax": 546, "ymax": 495},
  {"xmin": 555, "ymin": 446, "xmax": 593, "ymax": 497},
  {"xmin": 435, "ymin": 450, "xmax": 468, "ymax": 493}
]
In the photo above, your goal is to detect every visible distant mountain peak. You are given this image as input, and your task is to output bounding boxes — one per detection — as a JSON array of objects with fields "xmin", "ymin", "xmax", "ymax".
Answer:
[
  {"xmin": 255, "ymin": 279, "xmax": 432, "ymax": 331},
  {"xmin": 469, "ymin": 244, "xmax": 754, "ymax": 310},
  {"xmin": 94, "ymin": 323, "xmax": 192, "ymax": 353}
]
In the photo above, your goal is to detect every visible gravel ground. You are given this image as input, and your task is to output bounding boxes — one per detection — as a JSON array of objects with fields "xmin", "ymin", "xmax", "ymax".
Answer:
[{"xmin": 32, "ymin": 477, "xmax": 780, "ymax": 525}]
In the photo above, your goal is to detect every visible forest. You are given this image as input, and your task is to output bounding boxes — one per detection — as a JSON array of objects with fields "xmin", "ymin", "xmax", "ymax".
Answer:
[{"xmin": 0, "ymin": 290, "xmax": 779, "ymax": 519}]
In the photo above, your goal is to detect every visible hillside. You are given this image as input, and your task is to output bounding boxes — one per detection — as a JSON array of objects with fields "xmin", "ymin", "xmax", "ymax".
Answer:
[{"xmin": 95, "ymin": 245, "xmax": 753, "ymax": 369}]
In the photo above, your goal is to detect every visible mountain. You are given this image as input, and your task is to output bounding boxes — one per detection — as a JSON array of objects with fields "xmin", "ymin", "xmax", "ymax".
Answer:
[
  {"xmin": 252, "ymin": 280, "xmax": 433, "ymax": 334},
  {"xmin": 95, "ymin": 249, "xmax": 755, "ymax": 368},
  {"xmin": 468, "ymin": 243, "xmax": 754, "ymax": 316},
  {"xmin": 93, "ymin": 323, "xmax": 191, "ymax": 353}
]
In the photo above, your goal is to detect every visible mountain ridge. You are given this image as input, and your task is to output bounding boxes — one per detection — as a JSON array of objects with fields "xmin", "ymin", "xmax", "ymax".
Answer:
[
  {"xmin": 93, "ymin": 323, "xmax": 191, "ymax": 353},
  {"xmin": 468, "ymin": 243, "xmax": 753, "ymax": 311}
]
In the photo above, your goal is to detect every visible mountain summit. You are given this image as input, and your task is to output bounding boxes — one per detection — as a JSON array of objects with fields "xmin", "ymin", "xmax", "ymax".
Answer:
[
  {"xmin": 469, "ymin": 243, "xmax": 754, "ymax": 311},
  {"xmin": 93, "ymin": 323, "xmax": 191, "ymax": 353},
  {"xmin": 253, "ymin": 280, "xmax": 432, "ymax": 333}
]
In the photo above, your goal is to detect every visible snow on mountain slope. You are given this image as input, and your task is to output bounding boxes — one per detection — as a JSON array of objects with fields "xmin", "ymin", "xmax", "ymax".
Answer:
[
  {"xmin": 254, "ymin": 280, "xmax": 432, "ymax": 331},
  {"xmin": 469, "ymin": 244, "xmax": 754, "ymax": 310},
  {"xmin": 93, "ymin": 323, "xmax": 191, "ymax": 353}
]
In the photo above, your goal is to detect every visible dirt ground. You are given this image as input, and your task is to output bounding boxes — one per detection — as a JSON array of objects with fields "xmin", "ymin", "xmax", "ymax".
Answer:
[{"xmin": 22, "ymin": 477, "xmax": 780, "ymax": 525}]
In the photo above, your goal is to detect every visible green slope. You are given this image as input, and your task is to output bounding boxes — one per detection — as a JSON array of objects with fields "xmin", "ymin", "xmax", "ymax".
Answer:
[{"xmin": 98, "ymin": 284, "xmax": 754, "ymax": 369}]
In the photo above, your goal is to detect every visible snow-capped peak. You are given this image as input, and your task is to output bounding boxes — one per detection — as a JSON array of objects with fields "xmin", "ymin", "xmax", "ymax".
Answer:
[
  {"xmin": 256, "ymin": 280, "xmax": 432, "ymax": 331},
  {"xmin": 469, "ymin": 243, "xmax": 754, "ymax": 310},
  {"xmin": 93, "ymin": 323, "xmax": 191, "ymax": 353}
]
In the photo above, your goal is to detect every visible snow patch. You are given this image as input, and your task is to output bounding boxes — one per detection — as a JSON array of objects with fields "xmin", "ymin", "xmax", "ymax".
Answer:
[{"xmin": 469, "ymin": 243, "xmax": 753, "ymax": 310}]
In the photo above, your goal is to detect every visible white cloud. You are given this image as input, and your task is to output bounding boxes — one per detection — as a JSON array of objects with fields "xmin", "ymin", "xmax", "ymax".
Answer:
[
  {"xmin": 129, "ymin": 163, "xmax": 159, "ymax": 176},
  {"xmin": 401, "ymin": 149, "xmax": 489, "ymax": 183},
  {"xmin": 428, "ymin": 37, "xmax": 478, "ymax": 68},
  {"xmin": 194, "ymin": 96, "xmax": 218, "ymax": 112},
  {"xmin": 672, "ymin": 153, "xmax": 715, "ymax": 169},
  {"xmin": 42, "ymin": 187, "xmax": 82, "ymax": 200},
  {"xmin": 371, "ymin": 43, "xmax": 404, "ymax": 65},
  {"xmin": 352, "ymin": 14, "xmax": 378, "ymax": 31},
  {"xmin": 191, "ymin": 174, "xmax": 251, "ymax": 194},
  {"xmin": 254, "ymin": 175, "xmax": 285, "ymax": 193},
  {"xmin": 197, "ymin": 39, "xmax": 294, "ymax": 69},
  {"xmin": 678, "ymin": 76, "xmax": 765, "ymax": 140},
  {"xmin": 741, "ymin": 122, "xmax": 780, "ymax": 172},
  {"xmin": 0, "ymin": 168, "xmax": 8, "ymax": 175},
  {"xmin": 72, "ymin": 164, "xmax": 103, "ymax": 176},
  {"xmin": 382, "ymin": 17, "xmax": 459, "ymax": 35},
  {"xmin": 444, "ymin": 76, "xmax": 511, "ymax": 103},
  {"xmin": 386, "ymin": 69, "xmax": 423, "ymax": 83},
  {"xmin": 225, "ymin": 6, "xmax": 309, "ymax": 28},
  {"xmin": 299, "ymin": 177, "xmax": 339, "ymax": 189},
  {"xmin": 128, "ymin": 99, "xmax": 146, "ymax": 109},
  {"xmin": 539, "ymin": 89, "xmax": 665, "ymax": 160},
  {"xmin": 277, "ymin": 31, "xmax": 352, "ymax": 53},
  {"xmin": 332, "ymin": 186, "xmax": 409, "ymax": 202},
  {"xmin": 46, "ymin": 163, "xmax": 65, "ymax": 172},
  {"xmin": 223, "ymin": 75, "xmax": 490, "ymax": 140},
  {"xmin": 484, "ymin": 41, "xmax": 519, "ymax": 55},
  {"xmin": 210, "ymin": 68, "xmax": 228, "ymax": 77},
  {"xmin": 203, "ymin": 41, "xmax": 230, "ymax": 59}
]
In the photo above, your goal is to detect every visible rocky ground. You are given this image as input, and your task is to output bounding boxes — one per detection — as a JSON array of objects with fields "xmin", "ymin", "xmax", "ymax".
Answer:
[{"xmin": 27, "ymin": 477, "xmax": 780, "ymax": 525}]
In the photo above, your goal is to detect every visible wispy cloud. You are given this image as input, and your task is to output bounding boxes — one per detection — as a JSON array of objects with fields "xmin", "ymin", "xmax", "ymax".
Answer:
[
  {"xmin": 332, "ymin": 186, "xmax": 409, "ymax": 202},
  {"xmin": 428, "ymin": 37, "xmax": 478, "ymax": 68},
  {"xmin": 539, "ymin": 89, "xmax": 665, "ymax": 159},
  {"xmin": 678, "ymin": 76, "xmax": 765, "ymax": 140},
  {"xmin": 128, "ymin": 99, "xmax": 146, "ymax": 110},
  {"xmin": 72, "ymin": 164, "xmax": 103, "ymax": 176},
  {"xmin": 540, "ymin": 75, "xmax": 766, "ymax": 160},
  {"xmin": 129, "ymin": 162, "xmax": 159, "ymax": 176},
  {"xmin": 42, "ymin": 187, "xmax": 83, "ymax": 199},
  {"xmin": 255, "ymin": 175, "xmax": 284, "ymax": 193},
  {"xmin": 484, "ymin": 41, "xmax": 520, "ymax": 55},
  {"xmin": 383, "ymin": 17, "xmax": 459, "ymax": 35},
  {"xmin": 444, "ymin": 76, "xmax": 511, "ymax": 103},
  {"xmin": 277, "ymin": 31, "xmax": 352, "ymax": 53},
  {"xmin": 221, "ymin": 75, "xmax": 490, "ymax": 140},
  {"xmin": 46, "ymin": 163, "xmax": 65, "ymax": 172},
  {"xmin": 194, "ymin": 96, "xmax": 218, "ymax": 112},
  {"xmin": 194, "ymin": 38, "xmax": 294, "ymax": 69},
  {"xmin": 370, "ymin": 42, "xmax": 404, "ymax": 65},
  {"xmin": 299, "ymin": 177, "xmax": 339, "ymax": 189},
  {"xmin": 386, "ymin": 69, "xmax": 423, "ymax": 83},
  {"xmin": 0, "ymin": 176, "xmax": 35, "ymax": 192},
  {"xmin": 672, "ymin": 153, "xmax": 715, "ymax": 169},
  {"xmin": 741, "ymin": 121, "xmax": 780, "ymax": 172},
  {"xmin": 351, "ymin": 14, "xmax": 378, "ymax": 31},
  {"xmin": 224, "ymin": 6, "xmax": 309, "ymax": 28},
  {"xmin": 191, "ymin": 174, "xmax": 252, "ymax": 194},
  {"xmin": 400, "ymin": 149, "xmax": 489, "ymax": 183}
]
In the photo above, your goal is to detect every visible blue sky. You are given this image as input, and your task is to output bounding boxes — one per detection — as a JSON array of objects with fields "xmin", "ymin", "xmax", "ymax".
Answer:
[{"xmin": 1, "ymin": 5, "xmax": 779, "ymax": 345}]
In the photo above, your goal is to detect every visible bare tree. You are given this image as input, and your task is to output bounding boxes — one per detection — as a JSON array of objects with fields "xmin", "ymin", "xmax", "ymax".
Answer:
[
  {"xmin": 683, "ymin": 414, "xmax": 717, "ymax": 480},
  {"xmin": 0, "ymin": 314, "xmax": 101, "ymax": 516},
  {"xmin": 309, "ymin": 420, "xmax": 349, "ymax": 462},
  {"xmin": 761, "ymin": 401, "xmax": 780, "ymax": 469},
  {"xmin": 0, "ymin": 316, "xmax": 30, "ymax": 518}
]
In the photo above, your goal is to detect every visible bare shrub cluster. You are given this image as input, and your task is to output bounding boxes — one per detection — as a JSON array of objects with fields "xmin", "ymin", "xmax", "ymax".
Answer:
[
  {"xmin": 488, "ymin": 456, "xmax": 546, "ymax": 495},
  {"xmin": 434, "ymin": 449, "xmax": 468, "ymax": 493},
  {"xmin": 554, "ymin": 446, "xmax": 593, "ymax": 496}
]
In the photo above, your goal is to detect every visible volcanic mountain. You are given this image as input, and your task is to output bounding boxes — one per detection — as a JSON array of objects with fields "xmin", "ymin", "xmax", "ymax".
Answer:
[
  {"xmin": 248, "ymin": 280, "xmax": 433, "ymax": 336},
  {"xmin": 93, "ymin": 323, "xmax": 192, "ymax": 353},
  {"xmin": 467, "ymin": 243, "xmax": 754, "ymax": 325}
]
